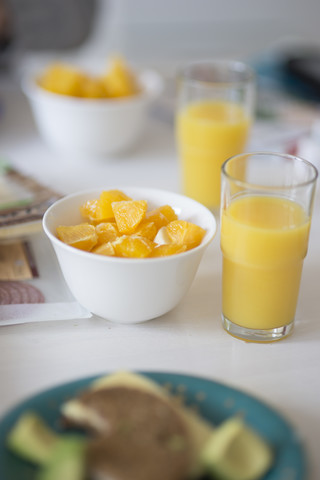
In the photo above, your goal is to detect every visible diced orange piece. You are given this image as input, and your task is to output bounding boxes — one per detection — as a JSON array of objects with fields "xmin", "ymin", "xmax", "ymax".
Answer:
[
  {"xmin": 133, "ymin": 221, "xmax": 157, "ymax": 241},
  {"xmin": 38, "ymin": 63, "xmax": 85, "ymax": 97},
  {"xmin": 95, "ymin": 222, "xmax": 119, "ymax": 245},
  {"xmin": 150, "ymin": 244, "xmax": 187, "ymax": 257},
  {"xmin": 92, "ymin": 242, "xmax": 115, "ymax": 256},
  {"xmin": 145, "ymin": 205, "xmax": 178, "ymax": 229},
  {"xmin": 68, "ymin": 190, "xmax": 206, "ymax": 258},
  {"xmin": 99, "ymin": 190, "xmax": 132, "ymax": 220},
  {"xmin": 80, "ymin": 190, "xmax": 131, "ymax": 224},
  {"xmin": 112, "ymin": 200, "xmax": 147, "ymax": 234},
  {"xmin": 159, "ymin": 205, "xmax": 178, "ymax": 223},
  {"xmin": 113, "ymin": 235, "xmax": 154, "ymax": 258},
  {"xmin": 56, "ymin": 223, "xmax": 97, "ymax": 251},
  {"xmin": 80, "ymin": 199, "xmax": 100, "ymax": 221},
  {"xmin": 166, "ymin": 220, "xmax": 206, "ymax": 249},
  {"xmin": 80, "ymin": 76, "xmax": 108, "ymax": 99},
  {"xmin": 102, "ymin": 55, "xmax": 140, "ymax": 98},
  {"xmin": 144, "ymin": 210, "xmax": 167, "ymax": 230}
]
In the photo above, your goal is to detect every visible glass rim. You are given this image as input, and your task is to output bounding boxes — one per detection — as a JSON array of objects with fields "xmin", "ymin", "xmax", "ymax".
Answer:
[
  {"xmin": 221, "ymin": 151, "xmax": 319, "ymax": 190},
  {"xmin": 178, "ymin": 59, "xmax": 255, "ymax": 88}
]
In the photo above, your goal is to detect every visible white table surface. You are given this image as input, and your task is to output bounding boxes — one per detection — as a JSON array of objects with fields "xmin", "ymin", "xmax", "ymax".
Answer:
[{"xmin": 0, "ymin": 74, "xmax": 320, "ymax": 480}]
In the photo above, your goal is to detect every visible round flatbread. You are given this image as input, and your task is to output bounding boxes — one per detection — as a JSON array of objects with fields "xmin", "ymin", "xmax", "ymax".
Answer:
[{"xmin": 69, "ymin": 386, "xmax": 192, "ymax": 480}]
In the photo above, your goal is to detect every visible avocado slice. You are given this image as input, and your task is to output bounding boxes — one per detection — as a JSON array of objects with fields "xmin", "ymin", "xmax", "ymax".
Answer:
[
  {"xmin": 200, "ymin": 416, "xmax": 273, "ymax": 480},
  {"xmin": 6, "ymin": 412, "xmax": 60, "ymax": 465},
  {"xmin": 36, "ymin": 436, "xmax": 87, "ymax": 480}
]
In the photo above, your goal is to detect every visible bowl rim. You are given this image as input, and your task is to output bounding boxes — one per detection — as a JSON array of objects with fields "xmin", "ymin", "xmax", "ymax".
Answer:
[
  {"xmin": 42, "ymin": 186, "xmax": 217, "ymax": 264},
  {"xmin": 21, "ymin": 67, "xmax": 164, "ymax": 108}
]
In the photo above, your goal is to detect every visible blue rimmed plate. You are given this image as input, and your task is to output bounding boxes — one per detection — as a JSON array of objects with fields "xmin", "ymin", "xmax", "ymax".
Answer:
[{"xmin": 0, "ymin": 372, "xmax": 307, "ymax": 479}]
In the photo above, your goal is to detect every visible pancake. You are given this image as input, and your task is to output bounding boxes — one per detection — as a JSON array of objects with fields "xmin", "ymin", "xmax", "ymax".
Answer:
[
  {"xmin": 61, "ymin": 372, "xmax": 214, "ymax": 479},
  {"xmin": 62, "ymin": 385, "xmax": 191, "ymax": 480}
]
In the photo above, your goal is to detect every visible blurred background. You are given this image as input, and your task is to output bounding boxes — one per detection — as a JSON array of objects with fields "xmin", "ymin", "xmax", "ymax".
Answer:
[
  {"xmin": 2, "ymin": 1, "xmax": 320, "ymax": 108},
  {"xmin": 2, "ymin": 0, "xmax": 320, "ymax": 160},
  {"xmin": 1, "ymin": 0, "xmax": 320, "ymax": 62}
]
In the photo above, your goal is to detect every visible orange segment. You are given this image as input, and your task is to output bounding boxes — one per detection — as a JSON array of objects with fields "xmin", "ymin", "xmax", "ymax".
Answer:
[
  {"xmin": 80, "ymin": 199, "xmax": 100, "ymax": 222},
  {"xmin": 57, "ymin": 223, "xmax": 97, "ymax": 251},
  {"xmin": 113, "ymin": 235, "xmax": 154, "ymax": 258},
  {"xmin": 92, "ymin": 242, "xmax": 115, "ymax": 256},
  {"xmin": 145, "ymin": 205, "xmax": 178, "ymax": 229},
  {"xmin": 159, "ymin": 205, "xmax": 178, "ymax": 223},
  {"xmin": 80, "ymin": 190, "xmax": 131, "ymax": 224},
  {"xmin": 102, "ymin": 55, "xmax": 140, "ymax": 98},
  {"xmin": 166, "ymin": 220, "xmax": 206, "ymax": 249},
  {"xmin": 64, "ymin": 190, "xmax": 207, "ymax": 258},
  {"xmin": 133, "ymin": 221, "xmax": 157, "ymax": 241},
  {"xmin": 80, "ymin": 76, "xmax": 108, "ymax": 98},
  {"xmin": 150, "ymin": 244, "xmax": 187, "ymax": 257},
  {"xmin": 37, "ymin": 63, "xmax": 85, "ymax": 97},
  {"xmin": 95, "ymin": 222, "xmax": 119, "ymax": 245},
  {"xmin": 99, "ymin": 190, "xmax": 132, "ymax": 220},
  {"xmin": 112, "ymin": 200, "xmax": 147, "ymax": 234}
]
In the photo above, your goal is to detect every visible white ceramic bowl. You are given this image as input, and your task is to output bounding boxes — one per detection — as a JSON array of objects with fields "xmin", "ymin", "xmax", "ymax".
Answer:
[
  {"xmin": 43, "ymin": 187, "xmax": 217, "ymax": 324},
  {"xmin": 22, "ymin": 68, "xmax": 163, "ymax": 156}
]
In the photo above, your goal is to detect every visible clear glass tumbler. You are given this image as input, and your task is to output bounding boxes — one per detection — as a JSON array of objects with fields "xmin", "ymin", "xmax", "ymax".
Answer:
[
  {"xmin": 175, "ymin": 60, "xmax": 255, "ymax": 212},
  {"xmin": 220, "ymin": 152, "xmax": 318, "ymax": 342}
]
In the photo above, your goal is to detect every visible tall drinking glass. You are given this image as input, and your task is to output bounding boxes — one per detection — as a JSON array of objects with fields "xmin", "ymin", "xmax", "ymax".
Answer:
[
  {"xmin": 176, "ymin": 60, "xmax": 255, "ymax": 212},
  {"xmin": 220, "ymin": 152, "xmax": 318, "ymax": 342}
]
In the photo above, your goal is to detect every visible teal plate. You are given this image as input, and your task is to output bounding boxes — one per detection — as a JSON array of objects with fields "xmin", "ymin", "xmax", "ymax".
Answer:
[{"xmin": 0, "ymin": 372, "xmax": 307, "ymax": 480}]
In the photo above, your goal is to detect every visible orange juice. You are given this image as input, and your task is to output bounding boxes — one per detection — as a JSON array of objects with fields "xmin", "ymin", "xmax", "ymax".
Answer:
[
  {"xmin": 176, "ymin": 100, "xmax": 250, "ymax": 209},
  {"xmin": 221, "ymin": 195, "xmax": 311, "ymax": 330}
]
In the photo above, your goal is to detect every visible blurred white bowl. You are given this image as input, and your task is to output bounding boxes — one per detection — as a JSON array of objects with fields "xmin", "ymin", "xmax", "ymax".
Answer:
[
  {"xmin": 43, "ymin": 187, "xmax": 217, "ymax": 324},
  {"xmin": 22, "ymin": 68, "xmax": 163, "ymax": 156}
]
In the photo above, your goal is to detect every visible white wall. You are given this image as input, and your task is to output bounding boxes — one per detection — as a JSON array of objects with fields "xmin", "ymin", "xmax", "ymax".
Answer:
[{"xmin": 83, "ymin": 0, "xmax": 320, "ymax": 65}]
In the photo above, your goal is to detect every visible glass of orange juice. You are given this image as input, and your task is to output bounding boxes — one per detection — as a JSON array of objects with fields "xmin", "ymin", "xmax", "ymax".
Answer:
[
  {"xmin": 176, "ymin": 60, "xmax": 255, "ymax": 211},
  {"xmin": 220, "ymin": 152, "xmax": 318, "ymax": 342}
]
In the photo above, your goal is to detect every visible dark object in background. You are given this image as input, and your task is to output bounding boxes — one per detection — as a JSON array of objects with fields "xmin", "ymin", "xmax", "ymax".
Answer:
[
  {"xmin": 0, "ymin": 0, "xmax": 13, "ymax": 70},
  {"xmin": 0, "ymin": 0, "xmax": 11, "ymax": 50},
  {"xmin": 253, "ymin": 46, "xmax": 320, "ymax": 104},
  {"xmin": 4, "ymin": 0, "xmax": 98, "ymax": 51},
  {"xmin": 281, "ymin": 48, "xmax": 320, "ymax": 103},
  {"xmin": 285, "ymin": 51, "xmax": 320, "ymax": 94}
]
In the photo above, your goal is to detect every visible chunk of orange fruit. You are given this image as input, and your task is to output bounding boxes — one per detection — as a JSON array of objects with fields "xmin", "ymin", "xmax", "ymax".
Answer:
[
  {"xmin": 95, "ymin": 222, "xmax": 119, "ymax": 245},
  {"xmin": 38, "ymin": 56, "xmax": 140, "ymax": 100},
  {"xmin": 112, "ymin": 200, "xmax": 147, "ymax": 234},
  {"xmin": 133, "ymin": 221, "xmax": 157, "ymax": 241},
  {"xmin": 101, "ymin": 55, "xmax": 140, "ymax": 98},
  {"xmin": 56, "ymin": 223, "xmax": 97, "ymax": 251},
  {"xmin": 92, "ymin": 242, "xmax": 115, "ymax": 256},
  {"xmin": 99, "ymin": 190, "xmax": 131, "ymax": 220},
  {"xmin": 145, "ymin": 205, "xmax": 178, "ymax": 229},
  {"xmin": 113, "ymin": 235, "xmax": 154, "ymax": 258},
  {"xmin": 58, "ymin": 189, "xmax": 208, "ymax": 258},
  {"xmin": 80, "ymin": 190, "xmax": 131, "ymax": 224},
  {"xmin": 159, "ymin": 205, "xmax": 178, "ymax": 223},
  {"xmin": 150, "ymin": 244, "xmax": 187, "ymax": 257},
  {"xmin": 38, "ymin": 63, "xmax": 85, "ymax": 97},
  {"xmin": 80, "ymin": 76, "xmax": 108, "ymax": 99},
  {"xmin": 165, "ymin": 220, "xmax": 206, "ymax": 250},
  {"xmin": 80, "ymin": 199, "xmax": 100, "ymax": 222}
]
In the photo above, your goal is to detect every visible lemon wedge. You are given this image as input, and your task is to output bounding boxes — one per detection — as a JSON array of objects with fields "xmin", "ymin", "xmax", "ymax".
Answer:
[{"xmin": 200, "ymin": 416, "xmax": 273, "ymax": 480}]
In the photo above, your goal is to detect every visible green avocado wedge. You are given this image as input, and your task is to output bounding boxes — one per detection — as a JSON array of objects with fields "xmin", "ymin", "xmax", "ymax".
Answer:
[
  {"xmin": 36, "ymin": 436, "xmax": 87, "ymax": 480},
  {"xmin": 200, "ymin": 416, "xmax": 274, "ymax": 480},
  {"xmin": 6, "ymin": 412, "xmax": 60, "ymax": 465}
]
